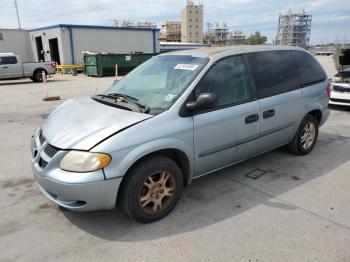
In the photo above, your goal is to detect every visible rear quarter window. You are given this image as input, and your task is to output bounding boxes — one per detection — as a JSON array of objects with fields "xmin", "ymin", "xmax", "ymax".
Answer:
[
  {"xmin": 292, "ymin": 51, "xmax": 326, "ymax": 86},
  {"xmin": 246, "ymin": 51, "xmax": 300, "ymax": 99}
]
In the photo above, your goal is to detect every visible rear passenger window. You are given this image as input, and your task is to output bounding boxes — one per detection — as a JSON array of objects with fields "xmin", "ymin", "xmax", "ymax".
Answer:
[
  {"xmin": 292, "ymin": 51, "xmax": 326, "ymax": 86},
  {"xmin": 246, "ymin": 51, "xmax": 300, "ymax": 99},
  {"xmin": 0, "ymin": 56, "xmax": 17, "ymax": 65}
]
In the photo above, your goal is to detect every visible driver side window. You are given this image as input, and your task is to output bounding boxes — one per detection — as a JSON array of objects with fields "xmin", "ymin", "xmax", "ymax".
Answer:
[{"xmin": 195, "ymin": 56, "xmax": 252, "ymax": 107}]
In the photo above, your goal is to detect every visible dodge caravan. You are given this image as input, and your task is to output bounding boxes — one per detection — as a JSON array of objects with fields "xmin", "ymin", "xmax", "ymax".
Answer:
[{"xmin": 31, "ymin": 46, "xmax": 330, "ymax": 223}]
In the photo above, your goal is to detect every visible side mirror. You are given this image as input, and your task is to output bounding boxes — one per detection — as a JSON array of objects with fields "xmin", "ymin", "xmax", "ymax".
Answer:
[{"xmin": 186, "ymin": 93, "xmax": 217, "ymax": 112}]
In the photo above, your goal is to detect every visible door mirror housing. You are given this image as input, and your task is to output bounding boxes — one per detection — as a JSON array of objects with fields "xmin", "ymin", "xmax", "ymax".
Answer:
[{"xmin": 186, "ymin": 93, "xmax": 217, "ymax": 113}]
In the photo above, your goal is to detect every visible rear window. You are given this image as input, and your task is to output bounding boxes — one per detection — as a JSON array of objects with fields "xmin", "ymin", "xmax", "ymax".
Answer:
[
  {"xmin": 246, "ymin": 51, "xmax": 300, "ymax": 99},
  {"xmin": 0, "ymin": 56, "xmax": 17, "ymax": 65},
  {"xmin": 292, "ymin": 51, "xmax": 326, "ymax": 86}
]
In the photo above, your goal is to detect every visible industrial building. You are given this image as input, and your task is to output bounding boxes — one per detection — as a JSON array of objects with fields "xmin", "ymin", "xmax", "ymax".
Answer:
[
  {"xmin": 181, "ymin": 0, "xmax": 203, "ymax": 44},
  {"xmin": 275, "ymin": 9, "xmax": 312, "ymax": 49},
  {"xmin": 160, "ymin": 22, "xmax": 182, "ymax": 42},
  {"xmin": 232, "ymin": 30, "xmax": 246, "ymax": 45},
  {"xmin": 204, "ymin": 23, "xmax": 246, "ymax": 46},
  {"xmin": 1, "ymin": 24, "xmax": 159, "ymax": 65},
  {"xmin": 204, "ymin": 22, "xmax": 230, "ymax": 46},
  {"xmin": 28, "ymin": 24, "xmax": 160, "ymax": 65},
  {"xmin": 0, "ymin": 29, "xmax": 33, "ymax": 62}
]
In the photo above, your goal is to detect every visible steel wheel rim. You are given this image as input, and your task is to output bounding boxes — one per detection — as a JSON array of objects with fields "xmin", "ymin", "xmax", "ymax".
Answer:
[
  {"xmin": 139, "ymin": 170, "xmax": 176, "ymax": 214},
  {"xmin": 301, "ymin": 122, "xmax": 316, "ymax": 149}
]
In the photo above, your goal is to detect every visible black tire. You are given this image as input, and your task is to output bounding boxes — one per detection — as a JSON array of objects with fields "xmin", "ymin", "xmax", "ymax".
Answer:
[
  {"xmin": 33, "ymin": 69, "xmax": 46, "ymax": 82},
  {"xmin": 120, "ymin": 156, "xmax": 183, "ymax": 223},
  {"xmin": 287, "ymin": 114, "xmax": 319, "ymax": 155}
]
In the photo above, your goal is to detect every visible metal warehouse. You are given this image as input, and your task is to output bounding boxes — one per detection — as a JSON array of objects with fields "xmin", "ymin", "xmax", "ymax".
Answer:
[
  {"xmin": 0, "ymin": 29, "xmax": 33, "ymax": 62},
  {"xmin": 28, "ymin": 24, "xmax": 160, "ymax": 65}
]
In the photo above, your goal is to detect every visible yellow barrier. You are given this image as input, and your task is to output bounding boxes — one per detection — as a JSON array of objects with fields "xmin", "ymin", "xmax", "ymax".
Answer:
[{"xmin": 56, "ymin": 64, "xmax": 85, "ymax": 74}]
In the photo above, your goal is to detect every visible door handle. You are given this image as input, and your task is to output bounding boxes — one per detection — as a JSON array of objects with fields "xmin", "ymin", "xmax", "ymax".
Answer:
[
  {"xmin": 245, "ymin": 114, "xmax": 259, "ymax": 124},
  {"xmin": 263, "ymin": 109, "xmax": 275, "ymax": 119},
  {"xmin": 3, "ymin": 66, "xmax": 8, "ymax": 69}
]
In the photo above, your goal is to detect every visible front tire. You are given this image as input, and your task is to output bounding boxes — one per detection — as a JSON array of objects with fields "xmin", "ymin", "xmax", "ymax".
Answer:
[
  {"xmin": 120, "ymin": 156, "xmax": 183, "ymax": 223},
  {"xmin": 287, "ymin": 114, "xmax": 319, "ymax": 155}
]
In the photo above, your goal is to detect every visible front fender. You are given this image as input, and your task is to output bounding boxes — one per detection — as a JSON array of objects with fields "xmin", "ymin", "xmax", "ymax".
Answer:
[{"xmin": 103, "ymin": 138, "xmax": 194, "ymax": 181}]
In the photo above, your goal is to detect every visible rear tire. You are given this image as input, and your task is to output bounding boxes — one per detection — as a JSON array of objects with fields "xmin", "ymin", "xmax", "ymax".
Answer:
[
  {"xmin": 33, "ymin": 69, "xmax": 46, "ymax": 82},
  {"xmin": 287, "ymin": 114, "xmax": 319, "ymax": 155},
  {"xmin": 120, "ymin": 156, "xmax": 183, "ymax": 223}
]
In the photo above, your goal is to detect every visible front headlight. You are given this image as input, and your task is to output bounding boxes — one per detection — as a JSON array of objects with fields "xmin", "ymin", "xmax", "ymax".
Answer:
[{"xmin": 60, "ymin": 151, "xmax": 111, "ymax": 172}]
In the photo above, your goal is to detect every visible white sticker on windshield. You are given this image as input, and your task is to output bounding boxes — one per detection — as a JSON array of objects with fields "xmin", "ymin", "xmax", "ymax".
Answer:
[
  {"xmin": 174, "ymin": 64, "xmax": 199, "ymax": 71},
  {"xmin": 164, "ymin": 93, "xmax": 177, "ymax": 102}
]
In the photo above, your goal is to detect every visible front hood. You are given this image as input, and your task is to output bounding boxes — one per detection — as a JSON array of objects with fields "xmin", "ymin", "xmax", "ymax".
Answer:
[{"xmin": 42, "ymin": 96, "xmax": 152, "ymax": 150}]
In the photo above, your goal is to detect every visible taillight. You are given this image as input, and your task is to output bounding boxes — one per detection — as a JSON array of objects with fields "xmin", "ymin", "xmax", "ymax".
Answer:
[
  {"xmin": 326, "ymin": 83, "xmax": 332, "ymax": 98},
  {"xmin": 51, "ymin": 63, "xmax": 56, "ymax": 69}
]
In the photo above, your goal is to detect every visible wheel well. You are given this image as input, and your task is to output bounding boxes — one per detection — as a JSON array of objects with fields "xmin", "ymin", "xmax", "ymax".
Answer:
[
  {"xmin": 307, "ymin": 109, "xmax": 322, "ymax": 124},
  {"xmin": 126, "ymin": 149, "xmax": 191, "ymax": 186},
  {"xmin": 33, "ymin": 68, "xmax": 47, "ymax": 76},
  {"xmin": 116, "ymin": 149, "xmax": 191, "ymax": 208}
]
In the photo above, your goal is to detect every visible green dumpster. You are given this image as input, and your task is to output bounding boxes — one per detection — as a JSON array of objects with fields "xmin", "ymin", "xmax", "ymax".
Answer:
[{"xmin": 83, "ymin": 53, "xmax": 154, "ymax": 77}]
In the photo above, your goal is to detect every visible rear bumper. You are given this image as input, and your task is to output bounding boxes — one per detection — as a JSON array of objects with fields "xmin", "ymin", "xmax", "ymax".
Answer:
[
  {"xmin": 329, "ymin": 85, "xmax": 350, "ymax": 106},
  {"xmin": 329, "ymin": 99, "xmax": 350, "ymax": 106}
]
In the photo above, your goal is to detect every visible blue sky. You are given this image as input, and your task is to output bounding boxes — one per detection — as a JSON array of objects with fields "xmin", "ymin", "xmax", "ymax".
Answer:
[{"xmin": 0, "ymin": 0, "xmax": 349, "ymax": 44}]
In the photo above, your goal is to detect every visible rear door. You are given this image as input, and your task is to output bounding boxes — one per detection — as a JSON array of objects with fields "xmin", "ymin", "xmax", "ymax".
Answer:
[
  {"xmin": 192, "ymin": 55, "xmax": 260, "ymax": 176},
  {"xmin": 245, "ymin": 50, "xmax": 303, "ymax": 153}
]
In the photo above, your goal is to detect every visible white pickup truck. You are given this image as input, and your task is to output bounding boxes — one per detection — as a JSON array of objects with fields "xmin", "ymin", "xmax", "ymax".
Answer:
[{"xmin": 0, "ymin": 53, "xmax": 56, "ymax": 82}]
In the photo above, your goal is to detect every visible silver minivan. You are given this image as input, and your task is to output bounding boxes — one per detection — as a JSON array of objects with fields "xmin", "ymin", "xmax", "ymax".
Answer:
[{"xmin": 31, "ymin": 46, "xmax": 330, "ymax": 223}]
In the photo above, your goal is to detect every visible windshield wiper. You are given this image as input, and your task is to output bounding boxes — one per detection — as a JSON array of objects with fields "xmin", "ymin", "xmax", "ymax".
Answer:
[{"xmin": 96, "ymin": 93, "xmax": 150, "ymax": 113}]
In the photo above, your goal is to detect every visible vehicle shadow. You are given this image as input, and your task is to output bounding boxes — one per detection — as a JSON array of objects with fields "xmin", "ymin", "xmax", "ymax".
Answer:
[{"xmin": 63, "ymin": 131, "xmax": 350, "ymax": 242}]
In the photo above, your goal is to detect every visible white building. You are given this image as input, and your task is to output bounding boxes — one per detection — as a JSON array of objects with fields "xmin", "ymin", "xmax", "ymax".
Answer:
[
  {"xmin": 28, "ymin": 24, "xmax": 160, "ymax": 64},
  {"xmin": 0, "ymin": 29, "xmax": 33, "ymax": 62}
]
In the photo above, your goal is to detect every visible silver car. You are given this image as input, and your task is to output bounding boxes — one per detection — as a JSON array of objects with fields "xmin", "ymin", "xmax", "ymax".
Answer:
[{"xmin": 31, "ymin": 46, "xmax": 330, "ymax": 223}]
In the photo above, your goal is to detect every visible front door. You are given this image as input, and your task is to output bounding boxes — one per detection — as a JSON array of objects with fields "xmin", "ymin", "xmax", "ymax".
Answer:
[
  {"xmin": 0, "ymin": 56, "xmax": 22, "ymax": 79},
  {"xmin": 192, "ymin": 55, "xmax": 260, "ymax": 176}
]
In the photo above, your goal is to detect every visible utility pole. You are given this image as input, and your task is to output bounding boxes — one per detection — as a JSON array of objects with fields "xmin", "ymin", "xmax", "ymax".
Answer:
[{"xmin": 14, "ymin": 0, "xmax": 21, "ymax": 29}]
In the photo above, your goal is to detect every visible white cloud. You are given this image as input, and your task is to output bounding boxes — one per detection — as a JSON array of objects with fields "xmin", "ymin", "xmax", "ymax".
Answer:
[{"xmin": 0, "ymin": 0, "xmax": 349, "ymax": 44}]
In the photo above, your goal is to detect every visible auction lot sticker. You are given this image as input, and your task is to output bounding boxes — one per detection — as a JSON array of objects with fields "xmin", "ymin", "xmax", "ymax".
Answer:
[{"xmin": 174, "ymin": 64, "xmax": 199, "ymax": 70}]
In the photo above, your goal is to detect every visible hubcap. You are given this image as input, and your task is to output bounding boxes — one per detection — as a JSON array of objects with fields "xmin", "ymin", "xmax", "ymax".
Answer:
[
  {"xmin": 139, "ymin": 170, "xmax": 176, "ymax": 214},
  {"xmin": 301, "ymin": 122, "xmax": 316, "ymax": 150}
]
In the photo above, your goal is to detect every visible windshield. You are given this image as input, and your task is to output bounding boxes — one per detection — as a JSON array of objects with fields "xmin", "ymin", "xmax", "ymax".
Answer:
[{"xmin": 104, "ymin": 55, "xmax": 208, "ymax": 112}]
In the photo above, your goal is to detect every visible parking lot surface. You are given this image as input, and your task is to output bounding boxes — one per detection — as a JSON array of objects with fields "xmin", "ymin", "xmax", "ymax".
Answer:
[{"xmin": 1, "ymin": 61, "xmax": 350, "ymax": 261}]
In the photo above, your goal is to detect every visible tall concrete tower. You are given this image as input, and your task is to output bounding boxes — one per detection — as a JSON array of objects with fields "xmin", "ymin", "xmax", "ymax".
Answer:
[{"xmin": 181, "ymin": 0, "xmax": 203, "ymax": 44}]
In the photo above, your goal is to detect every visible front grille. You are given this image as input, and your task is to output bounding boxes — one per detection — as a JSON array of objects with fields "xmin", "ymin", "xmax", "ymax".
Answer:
[
  {"xmin": 39, "ymin": 130, "xmax": 46, "ymax": 145},
  {"xmin": 333, "ymin": 85, "xmax": 350, "ymax": 93},
  {"xmin": 330, "ymin": 98, "xmax": 350, "ymax": 104},
  {"xmin": 38, "ymin": 157, "xmax": 48, "ymax": 169},
  {"xmin": 44, "ymin": 144, "xmax": 60, "ymax": 157}
]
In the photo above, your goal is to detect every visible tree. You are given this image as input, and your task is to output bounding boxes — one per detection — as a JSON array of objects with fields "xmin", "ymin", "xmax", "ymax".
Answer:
[{"xmin": 245, "ymin": 31, "xmax": 268, "ymax": 45}]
